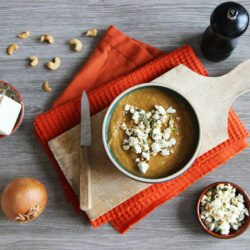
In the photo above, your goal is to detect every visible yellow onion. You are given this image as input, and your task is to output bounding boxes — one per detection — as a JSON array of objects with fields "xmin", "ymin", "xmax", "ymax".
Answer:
[{"xmin": 1, "ymin": 177, "xmax": 47, "ymax": 223}]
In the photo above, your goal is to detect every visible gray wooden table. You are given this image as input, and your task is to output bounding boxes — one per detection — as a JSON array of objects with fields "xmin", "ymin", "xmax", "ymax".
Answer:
[{"xmin": 0, "ymin": 1, "xmax": 250, "ymax": 249}]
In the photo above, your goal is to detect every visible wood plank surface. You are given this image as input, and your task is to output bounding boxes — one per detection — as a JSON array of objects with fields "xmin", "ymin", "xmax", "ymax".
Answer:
[{"xmin": 0, "ymin": 0, "xmax": 249, "ymax": 249}]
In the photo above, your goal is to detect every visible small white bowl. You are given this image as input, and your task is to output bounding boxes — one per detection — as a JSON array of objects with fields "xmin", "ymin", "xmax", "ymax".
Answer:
[{"xmin": 102, "ymin": 83, "xmax": 202, "ymax": 183}]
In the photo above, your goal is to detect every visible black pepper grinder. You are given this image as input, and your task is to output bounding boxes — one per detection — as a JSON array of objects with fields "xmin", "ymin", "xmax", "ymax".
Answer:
[{"xmin": 201, "ymin": 1, "xmax": 249, "ymax": 61}]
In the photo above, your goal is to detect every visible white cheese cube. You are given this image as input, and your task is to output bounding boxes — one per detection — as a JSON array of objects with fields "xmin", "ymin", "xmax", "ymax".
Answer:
[
  {"xmin": 121, "ymin": 122, "xmax": 127, "ymax": 130},
  {"xmin": 155, "ymin": 105, "xmax": 166, "ymax": 115},
  {"xmin": 142, "ymin": 152, "xmax": 150, "ymax": 161},
  {"xmin": 0, "ymin": 95, "xmax": 22, "ymax": 135},
  {"xmin": 137, "ymin": 162, "xmax": 149, "ymax": 174},
  {"xmin": 134, "ymin": 145, "xmax": 142, "ymax": 154},
  {"xmin": 138, "ymin": 122, "xmax": 145, "ymax": 130},
  {"xmin": 152, "ymin": 127, "xmax": 162, "ymax": 141},
  {"xmin": 124, "ymin": 104, "xmax": 130, "ymax": 111},
  {"xmin": 146, "ymin": 112, "xmax": 152, "ymax": 119},
  {"xmin": 151, "ymin": 142, "xmax": 161, "ymax": 153},
  {"xmin": 169, "ymin": 138, "xmax": 176, "ymax": 146},
  {"xmin": 122, "ymin": 145, "xmax": 130, "ymax": 151},
  {"xmin": 143, "ymin": 144, "xmax": 149, "ymax": 151},
  {"xmin": 152, "ymin": 113, "xmax": 160, "ymax": 120},
  {"xmin": 167, "ymin": 106, "xmax": 176, "ymax": 113},
  {"xmin": 161, "ymin": 149, "xmax": 170, "ymax": 156},
  {"xmin": 163, "ymin": 128, "xmax": 171, "ymax": 140},
  {"xmin": 132, "ymin": 111, "xmax": 139, "ymax": 123}
]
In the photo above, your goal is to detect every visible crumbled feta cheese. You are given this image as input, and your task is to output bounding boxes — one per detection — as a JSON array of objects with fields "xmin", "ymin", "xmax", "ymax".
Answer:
[
  {"xmin": 142, "ymin": 151, "xmax": 150, "ymax": 161},
  {"xmin": 120, "ymin": 104, "xmax": 180, "ymax": 174},
  {"xmin": 124, "ymin": 104, "xmax": 130, "ymax": 111},
  {"xmin": 151, "ymin": 142, "xmax": 161, "ymax": 153},
  {"xmin": 137, "ymin": 162, "xmax": 149, "ymax": 174},
  {"xmin": 152, "ymin": 113, "xmax": 160, "ymax": 120},
  {"xmin": 135, "ymin": 158, "xmax": 140, "ymax": 163},
  {"xmin": 129, "ymin": 137, "xmax": 139, "ymax": 146},
  {"xmin": 143, "ymin": 144, "xmax": 149, "ymax": 151},
  {"xmin": 163, "ymin": 128, "xmax": 171, "ymax": 140},
  {"xmin": 155, "ymin": 105, "xmax": 166, "ymax": 115},
  {"xmin": 167, "ymin": 106, "xmax": 176, "ymax": 113},
  {"xmin": 132, "ymin": 111, "xmax": 139, "ymax": 123},
  {"xmin": 123, "ymin": 139, "xmax": 129, "ymax": 144},
  {"xmin": 122, "ymin": 145, "xmax": 130, "ymax": 150},
  {"xmin": 138, "ymin": 122, "xmax": 145, "ymax": 130},
  {"xmin": 200, "ymin": 184, "xmax": 249, "ymax": 235},
  {"xmin": 152, "ymin": 127, "xmax": 162, "ymax": 141},
  {"xmin": 161, "ymin": 149, "xmax": 170, "ymax": 156},
  {"xmin": 160, "ymin": 139, "xmax": 170, "ymax": 149},
  {"xmin": 121, "ymin": 122, "xmax": 127, "ymax": 130},
  {"xmin": 125, "ymin": 130, "xmax": 131, "ymax": 136},
  {"xmin": 146, "ymin": 112, "xmax": 152, "ymax": 119},
  {"xmin": 134, "ymin": 145, "xmax": 142, "ymax": 154},
  {"xmin": 169, "ymin": 138, "xmax": 176, "ymax": 146},
  {"xmin": 161, "ymin": 115, "xmax": 167, "ymax": 122}
]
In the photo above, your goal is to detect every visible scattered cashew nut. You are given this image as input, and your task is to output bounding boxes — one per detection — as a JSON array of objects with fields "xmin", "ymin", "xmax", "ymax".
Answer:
[
  {"xmin": 43, "ymin": 81, "xmax": 52, "ymax": 92},
  {"xmin": 86, "ymin": 29, "xmax": 98, "ymax": 37},
  {"xmin": 7, "ymin": 44, "xmax": 19, "ymax": 56},
  {"xmin": 29, "ymin": 56, "xmax": 39, "ymax": 67},
  {"xmin": 18, "ymin": 31, "xmax": 30, "ymax": 39},
  {"xmin": 47, "ymin": 57, "xmax": 61, "ymax": 71},
  {"xmin": 40, "ymin": 34, "xmax": 54, "ymax": 44},
  {"xmin": 70, "ymin": 39, "xmax": 83, "ymax": 52}
]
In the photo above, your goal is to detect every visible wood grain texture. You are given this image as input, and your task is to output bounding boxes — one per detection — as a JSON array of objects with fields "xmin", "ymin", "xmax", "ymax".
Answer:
[{"xmin": 0, "ymin": 0, "xmax": 250, "ymax": 249}]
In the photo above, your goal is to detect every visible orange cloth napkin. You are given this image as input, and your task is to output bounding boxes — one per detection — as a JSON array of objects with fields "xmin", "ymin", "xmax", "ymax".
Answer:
[
  {"xmin": 34, "ymin": 26, "xmax": 249, "ymax": 233},
  {"xmin": 53, "ymin": 25, "xmax": 164, "ymax": 107}
]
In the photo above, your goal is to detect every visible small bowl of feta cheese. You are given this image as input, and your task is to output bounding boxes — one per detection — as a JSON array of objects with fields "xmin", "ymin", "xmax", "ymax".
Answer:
[
  {"xmin": 197, "ymin": 182, "xmax": 250, "ymax": 239},
  {"xmin": 0, "ymin": 81, "xmax": 24, "ymax": 139}
]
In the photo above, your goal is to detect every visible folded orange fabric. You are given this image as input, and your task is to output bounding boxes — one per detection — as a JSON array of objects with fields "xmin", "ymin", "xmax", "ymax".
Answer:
[
  {"xmin": 34, "ymin": 27, "xmax": 249, "ymax": 233},
  {"xmin": 53, "ymin": 25, "xmax": 164, "ymax": 108}
]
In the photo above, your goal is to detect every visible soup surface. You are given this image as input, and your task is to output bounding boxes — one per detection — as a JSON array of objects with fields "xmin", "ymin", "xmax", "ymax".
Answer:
[{"xmin": 108, "ymin": 87, "xmax": 198, "ymax": 178}]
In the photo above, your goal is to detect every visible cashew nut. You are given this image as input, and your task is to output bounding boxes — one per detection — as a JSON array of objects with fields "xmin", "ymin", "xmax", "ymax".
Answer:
[
  {"xmin": 86, "ymin": 29, "xmax": 98, "ymax": 37},
  {"xmin": 47, "ymin": 57, "xmax": 60, "ymax": 71},
  {"xmin": 7, "ymin": 44, "xmax": 19, "ymax": 56},
  {"xmin": 40, "ymin": 34, "xmax": 54, "ymax": 44},
  {"xmin": 29, "ymin": 56, "xmax": 39, "ymax": 67},
  {"xmin": 70, "ymin": 39, "xmax": 83, "ymax": 52},
  {"xmin": 43, "ymin": 81, "xmax": 52, "ymax": 92},
  {"xmin": 18, "ymin": 31, "xmax": 30, "ymax": 39}
]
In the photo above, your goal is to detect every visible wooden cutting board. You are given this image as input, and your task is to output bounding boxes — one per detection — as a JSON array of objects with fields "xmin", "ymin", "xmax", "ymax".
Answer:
[{"xmin": 48, "ymin": 60, "xmax": 250, "ymax": 221}]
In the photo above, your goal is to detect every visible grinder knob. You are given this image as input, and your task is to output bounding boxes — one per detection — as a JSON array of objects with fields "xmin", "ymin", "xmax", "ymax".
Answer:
[{"xmin": 201, "ymin": 1, "xmax": 249, "ymax": 61}]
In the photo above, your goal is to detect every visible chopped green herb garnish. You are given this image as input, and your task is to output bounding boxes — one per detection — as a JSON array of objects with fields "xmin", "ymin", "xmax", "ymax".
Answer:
[
  {"xmin": 147, "ymin": 139, "xmax": 151, "ymax": 143},
  {"xmin": 140, "ymin": 113, "xmax": 144, "ymax": 120},
  {"xmin": 150, "ymin": 131, "xmax": 153, "ymax": 137},
  {"xmin": 150, "ymin": 119, "xmax": 157, "ymax": 127},
  {"xmin": 171, "ymin": 127, "xmax": 177, "ymax": 131},
  {"xmin": 215, "ymin": 224, "xmax": 220, "ymax": 233}
]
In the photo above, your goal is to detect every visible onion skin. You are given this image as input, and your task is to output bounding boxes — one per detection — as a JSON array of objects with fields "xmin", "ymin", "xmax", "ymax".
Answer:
[{"xmin": 1, "ymin": 177, "xmax": 47, "ymax": 223}]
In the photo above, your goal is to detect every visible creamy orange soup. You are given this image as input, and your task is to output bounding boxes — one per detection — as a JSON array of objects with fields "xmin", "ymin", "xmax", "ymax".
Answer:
[{"xmin": 108, "ymin": 88, "xmax": 198, "ymax": 178}]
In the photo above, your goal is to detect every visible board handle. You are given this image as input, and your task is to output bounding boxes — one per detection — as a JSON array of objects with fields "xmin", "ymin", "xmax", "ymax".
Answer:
[{"xmin": 218, "ymin": 59, "xmax": 250, "ymax": 104}]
